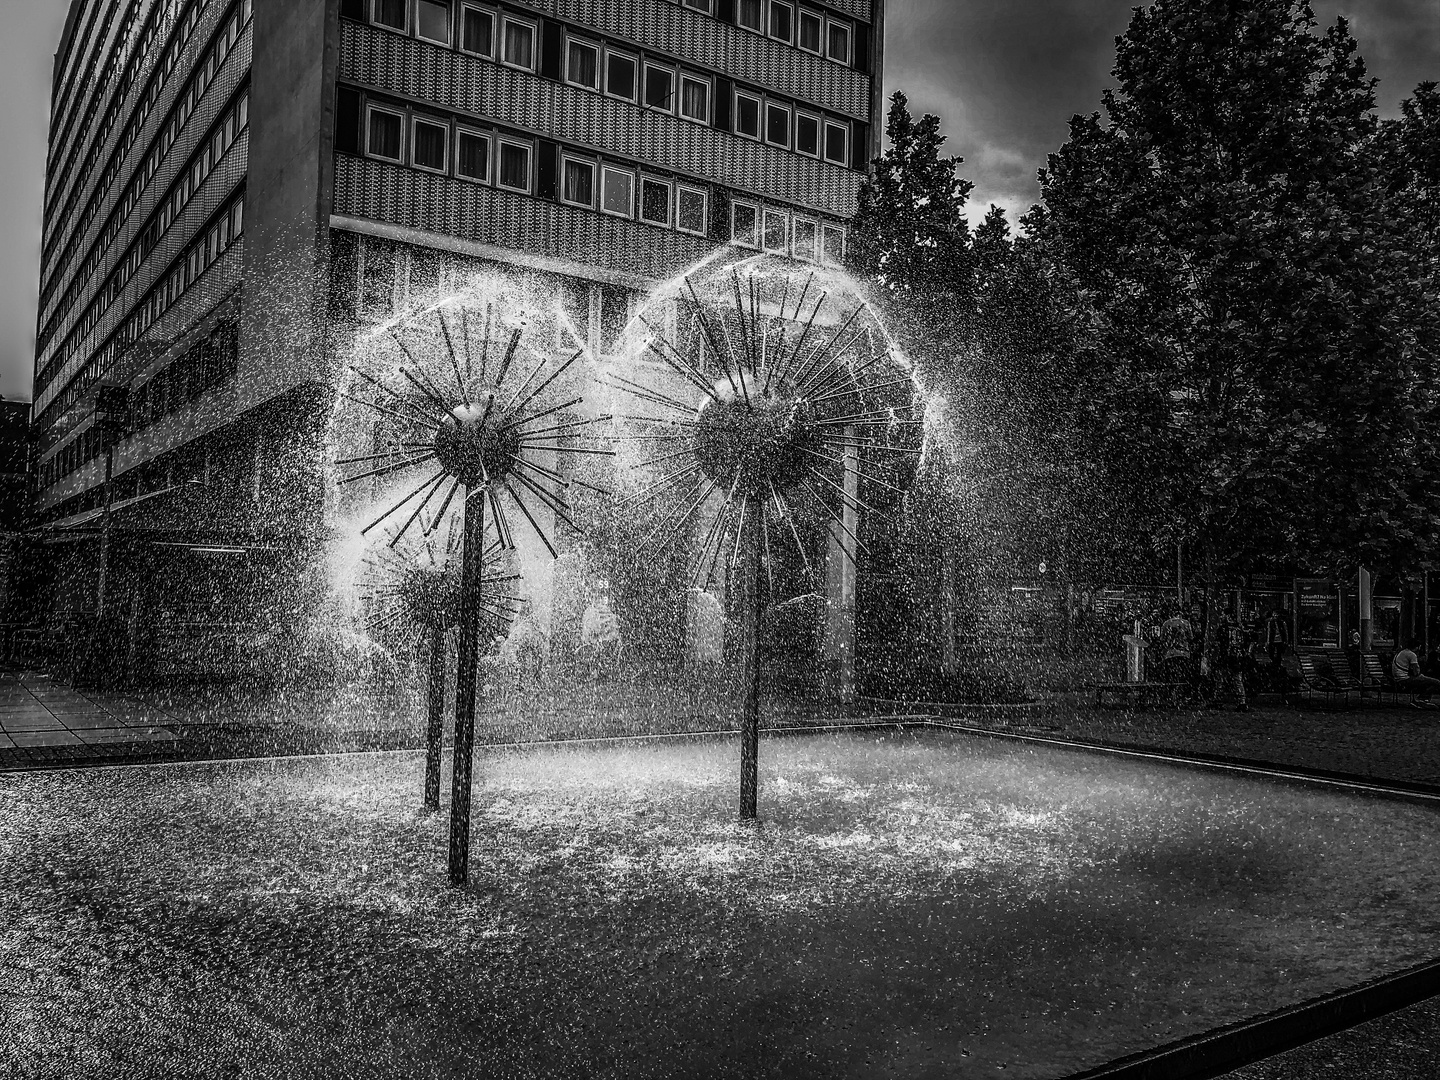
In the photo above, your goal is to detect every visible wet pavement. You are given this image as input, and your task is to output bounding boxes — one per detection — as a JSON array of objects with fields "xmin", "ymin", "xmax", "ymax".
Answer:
[{"xmin": 0, "ymin": 670, "xmax": 178, "ymax": 764}]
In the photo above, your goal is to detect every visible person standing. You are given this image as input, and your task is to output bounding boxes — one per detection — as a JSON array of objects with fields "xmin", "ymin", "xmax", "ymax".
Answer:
[{"xmin": 1213, "ymin": 613, "xmax": 1250, "ymax": 711}]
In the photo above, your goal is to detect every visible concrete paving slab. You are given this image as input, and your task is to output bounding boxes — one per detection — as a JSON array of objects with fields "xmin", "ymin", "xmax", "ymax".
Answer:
[
  {"xmin": 0, "ymin": 716, "xmax": 65, "ymax": 732},
  {"xmin": 7, "ymin": 730, "xmax": 83, "ymax": 747}
]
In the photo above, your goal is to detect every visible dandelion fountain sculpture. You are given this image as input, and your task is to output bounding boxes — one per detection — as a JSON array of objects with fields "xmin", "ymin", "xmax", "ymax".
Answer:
[
  {"xmin": 355, "ymin": 517, "xmax": 517, "ymax": 812},
  {"xmin": 336, "ymin": 298, "xmax": 610, "ymax": 883},
  {"xmin": 610, "ymin": 265, "xmax": 922, "ymax": 819}
]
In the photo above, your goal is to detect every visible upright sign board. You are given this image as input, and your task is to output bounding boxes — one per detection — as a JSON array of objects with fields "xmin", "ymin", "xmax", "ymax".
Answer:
[{"xmin": 1295, "ymin": 578, "xmax": 1340, "ymax": 648}]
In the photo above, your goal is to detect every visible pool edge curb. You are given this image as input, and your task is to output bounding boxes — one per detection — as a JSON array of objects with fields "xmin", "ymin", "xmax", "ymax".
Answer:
[{"xmin": 1059, "ymin": 954, "xmax": 1440, "ymax": 1080}]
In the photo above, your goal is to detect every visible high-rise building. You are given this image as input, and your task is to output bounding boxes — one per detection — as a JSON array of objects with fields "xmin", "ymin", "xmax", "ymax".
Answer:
[{"xmin": 32, "ymin": 0, "xmax": 885, "ymax": 676}]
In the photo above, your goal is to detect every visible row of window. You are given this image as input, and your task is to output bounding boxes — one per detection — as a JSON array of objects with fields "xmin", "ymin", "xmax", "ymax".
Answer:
[
  {"xmin": 40, "ymin": 422, "xmax": 109, "ymax": 491},
  {"xmin": 38, "ymin": 193, "xmax": 246, "ymax": 433},
  {"xmin": 713, "ymin": 0, "xmax": 853, "ymax": 63},
  {"xmin": 730, "ymin": 201, "xmax": 844, "ymax": 264},
  {"xmin": 40, "ymin": 88, "xmax": 250, "ymax": 382},
  {"xmin": 352, "ymin": 0, "xmax": 858, "ymax": 161},
  {"xmin": 49, "ymin": 0, "xmax": 120, "ymax": 155},
  {"xmin": 45, "ymin": 0, "xmax": 147, "ymax": 213},
  {"xmin": 369, "ymin": 0, "xmax": 857, "ymax": 66},
  {"xmin": 128, "ymin": 318, "xmax": 240, "ymax": 436},
  {"xmin": 43, "ymin": 0, "xmax": 212, "ymax": 288},
  {"xmin": 363, "ymin": 102, "xmax": 713, "ymax": 233},
  {"xmin": 38, "ymin": 2, "xmax": 251, "ymax": 394}
]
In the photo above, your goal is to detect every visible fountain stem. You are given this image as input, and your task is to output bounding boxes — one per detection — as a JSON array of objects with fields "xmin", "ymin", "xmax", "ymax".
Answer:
[
  {"xmin": 738, "ymin": 504, "xmax": 762, "ymax": 820},
  {"xmin": 449, "ymin": 489, "xmax": 487, "ymax": 885},
  {"xmin": 424, "ymin": 624, "xmax": 446, "ymax": 812}
]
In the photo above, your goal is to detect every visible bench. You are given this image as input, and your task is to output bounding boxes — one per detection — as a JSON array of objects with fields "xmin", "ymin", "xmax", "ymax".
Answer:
[{"xmin": 1094, "ymin": 681, "xmax": 1190, "ymax": 709}]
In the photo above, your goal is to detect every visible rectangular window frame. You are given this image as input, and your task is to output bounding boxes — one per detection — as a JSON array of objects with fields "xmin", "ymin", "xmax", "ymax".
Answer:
[
  {"xmin": 768, "ymin": 1, "xmax": 794, "ymax": 44},
  {"xmin": 565, "ymin": 35, "xmax": 601, "ymax": 90},
  {"xmin": 600, "ymin": 164, "xmax": 635, "ymax": 219},
  {"xmin": 415, "ymin": 0, "xmax": 453, "ymax": 46},
  {"xmin": 561, "ymin": 153, "xmax": 597, "ymax": 209},
  {"xmin": 826, "ymin": 18, "xmax": 851, "ymax": 64},
  {"xmin": 797, "ymin": 9, "xmax": 823, "ymax": 53},
  {"xmin": 643, "ymin": 62, "xmax": 675, "ymax": 112},
  {"xmin": 678, "ymin": 73, "xmax": 711, "ymax": 123},
  {"xmin": 681, "ymin": 0, "xmax": 712, "ymax": 12},
  {"xmin": 731, "ymin": 200, "xmax": 760, "ymax": 248},
  {"xmin": 823, "ymin": 120, "xmax": 849, "ymax": 165},
  {"xmin": 500, "ymin": 14, "xmax": 537, "ymax": 71},
  {"xmin": 676, "ymin": 185, "xmax": 708, "ymax": 236},
  {"xmin": 820, "ymin": 223, "xmax": 845, "ymax": 267},
  {"xmin": 372, "ymin": 0, "xmax": 408, "ymax": 32},
  {"xmin": 736, "ymin": 0, "xmax": 762, "ymax": 32},
  {"xmin": 496, "ymin": 137, "xmax": 533, "ymax": 193},
  {"xmin": 459, "ymin": 3, "xmax": 494, "ymax": 57},
  {"xmin": 792, "ymin": 217, "xmax": 818, "ymax": 263},
  {"xmin": 455, "ymin": 127, "xmax": 491, "ymax": 183},
  {"xmin": 604, "ymin": 47, "xmax": 638, "ymax": 102},
  {"xmin": 411, "ymin": 116, "xmax": 449, "ymax": 174},
  {"xmin": 366, "ymin": 104, "xmax": 405, "ymax": 162},
  {"xmin": 640, "ymin": 177, "xmax": 671, "ymax": 227},
  {"xmin": 762, "ymin": 209, "xmax": 789, "ymax": 254},
  {"xmin": 795, "ymin": 111, "xmax": 821, "ymax": 157},
  {"xmin": 765, "ymin": 100, "xmax": 792, "ymax": 148},
  {"xmin": 734, "ymin": 90, "xmax": 762, "ymax": 140}
]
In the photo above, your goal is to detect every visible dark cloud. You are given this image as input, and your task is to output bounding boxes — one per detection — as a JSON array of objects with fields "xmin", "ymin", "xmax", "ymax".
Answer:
[
  {"xmin": 0, "ymin": 1, "xmax": 1436, "ymax": 399},
  {"xmin": 885, "ymin": 0, "xmax": 1440, "ymax": 222}
]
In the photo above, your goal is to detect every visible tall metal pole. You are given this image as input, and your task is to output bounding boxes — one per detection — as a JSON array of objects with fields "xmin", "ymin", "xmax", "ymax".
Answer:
[
  {"xmin": 449, "ymin": 488, "xmax": 486, "ymax": 885},
  {"xmin": 424, "ymin": 624, "xmax": 446, "ymax": 812},
  {"xmin": 738, "ymin": 505, "xmax": 762, "ymax": 821}
]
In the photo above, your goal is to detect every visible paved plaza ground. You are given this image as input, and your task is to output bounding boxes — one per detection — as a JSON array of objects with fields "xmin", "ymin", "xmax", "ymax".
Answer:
[{"xmin": 4, "ymin": 664, "xmax": 1439, "ymax": 1077}]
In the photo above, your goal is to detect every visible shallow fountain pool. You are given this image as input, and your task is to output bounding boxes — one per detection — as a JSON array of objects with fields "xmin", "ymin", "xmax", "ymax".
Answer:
[{"xmin": 4, "ymin": 728, "xmax": 1439, "ymax": 1078}]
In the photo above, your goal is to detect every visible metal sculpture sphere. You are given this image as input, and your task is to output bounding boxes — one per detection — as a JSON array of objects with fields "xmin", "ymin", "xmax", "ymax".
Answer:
[{"xmin": 432, "ymin": 401, "xmax": 522, "ymax": 487}]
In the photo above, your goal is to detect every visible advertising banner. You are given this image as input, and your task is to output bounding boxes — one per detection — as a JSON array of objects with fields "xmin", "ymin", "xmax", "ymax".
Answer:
[{"xmin": 1295, "ymin": 577, "xmax": 1340, "ymax": 647}]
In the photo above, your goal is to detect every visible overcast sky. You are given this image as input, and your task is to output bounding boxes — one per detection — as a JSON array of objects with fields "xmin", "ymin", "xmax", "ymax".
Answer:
[{"xmin": 1, "ymin": 1, "xmax": 1436, "ymax": 402}]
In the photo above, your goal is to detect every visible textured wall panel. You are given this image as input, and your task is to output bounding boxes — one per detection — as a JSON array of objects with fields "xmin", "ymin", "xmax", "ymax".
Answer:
[
  {"xmin": 514, "ymin": 0, "xmax": 872, "ymax": 118},
  {"xmin": 341, "ymin": 24, "xmax": 863, "ymax": 217},
  {"xmin": 334, "ymin": 155, "xmax": 719, "ymax": 282}
]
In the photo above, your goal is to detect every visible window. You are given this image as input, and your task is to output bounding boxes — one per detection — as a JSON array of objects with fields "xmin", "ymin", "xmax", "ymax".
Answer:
[
  {"xmin": 731, "ymin": 201, "xmax": 759, "ymax": 247},
  {"xmin": 765, "ymin": 102, "xmax": 790, "ymax": 147},
  {"xmin": 792, "ymin": 218, "xmax": 818, "ymax": 262},
  {"xmin": 679, "ymin": 75, "xmax": 709, "ymax": 122},
  {"xmin": 795, "ymin": 112, "xmax": 820, "ymax": 156},
  {"xmin": 681, "ymin": 0, "xmax": 711, "ymax": 10},
  {"xmin": 737, "ymin": 0, "xmax": 761, "ymax": 31},
  {"xmin": 567, "ymin": 39, "xmax": 599, "ymax": 89},
  {"xmin": 640, "ymin": 178, "xmax": 670, "ymax": 226},
  {"xmin": 498, "ymin": 140, "xmax": 531, "ymax": 191},
  {"xmin": 644, "ymin": 64, "xmax": 674, "ymax": 110},
  {"xmin": 798, "ymin": 9, "xmax": 822, "ymax": 52},
  {"xmin": 502, "ymin": 17, "xmax": 534, "ymax": 69},
  {"xmin": 605, "ymin": 50, "xmax": 637, "ymax": 100},
  {"xmin": 827, "ymin": 19, "xmax": 850, "ymax": 63},
  {"xmin": 367, "ymin": 107, "xmax": 403, "ymax": 161},
  {"xmin": 412, "ymin": 118, "xmax": 448, "ymax": 171},
  {"xmin": 461, "ymin": 5, "xmax": 493, "ymax": 55},
  {"xmin": 768, "ymin": 1, "xmax": 793, "ymax": 42},
  {"xmin": 820, "ymin": 223, "xmax": 845, "ymax": 266},
  {"xmin": 824, "ymin": 120, "xmax": 849, "ymax": 165},
  {"xmin": 373, "ymin": 0, "xmax": 407, "ymax": 30},
  {"xmin": 677, "ymin": 186, "xmax": 707, "ymax": 235},
  {"xmin": 763, "ymin": 210, "xmax": 788, "ymax": 253},
  {"xmin": 416, "ymin": 0, "xmax": 451, "ymax": 44},
  {"xmin": 601, "ymin": 166, "xmax": 634, "ymax": 217},
  {"xmin": 457, "ymin": 130, "xmax": 490, "ymax": 180},
  {"xmin": 562, "ymin": 156, "xmax": 595, "ymax": 207},
  {"xmin": 735, "ymin": 92, "xmax": 761, "ymax": 139}
]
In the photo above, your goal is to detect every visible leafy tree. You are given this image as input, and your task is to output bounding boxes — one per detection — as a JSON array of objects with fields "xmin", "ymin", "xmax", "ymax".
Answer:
[{"xmin": 1032, "ymin": 0, "xmax": 1440, "ymax": 641}]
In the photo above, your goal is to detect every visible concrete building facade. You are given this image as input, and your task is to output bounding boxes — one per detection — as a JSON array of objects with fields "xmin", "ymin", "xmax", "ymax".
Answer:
[{"xmin": 33, "ymin": 0, "xmax": 885, "ymax": 678}]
